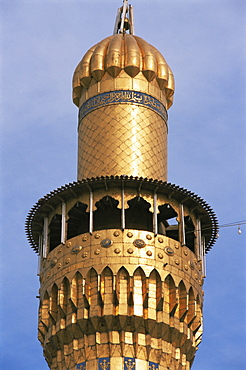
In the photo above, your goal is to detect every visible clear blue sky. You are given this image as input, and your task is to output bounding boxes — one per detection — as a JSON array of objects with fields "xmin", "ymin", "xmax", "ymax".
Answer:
[{"xmin": 1, "ymin": 1, "xmax": 245, "ymax": 369}]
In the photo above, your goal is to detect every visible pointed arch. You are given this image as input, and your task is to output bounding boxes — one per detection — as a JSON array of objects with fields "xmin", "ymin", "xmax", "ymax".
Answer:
[
  {"xmin": 164, "ymin": 274, "xmax": 177, "ymax": 315},
  {"xmin": 187, "ymin": 287, "xmax": 195, "ymax": 326},
  {"xmin": 50, "ymin": 284, "xmax": 58, "ymax": 322},
  {"xmin": 71, "ymin": 272, "xmax": 83, "ymax": 308},
  {"xmin": 148, "ymin": 269, "xmax": 162, "ymax": 319},
  {"xmin": 117, "ymin": 267, "xmax": 130, "ymax": 316},
  {"xmin": 177, "ymin": 281, "xmax": 187, "ymax": 321},
  {"xmin": 86, "ymin": 268, "xmax": 98, "ymax": 307},
  {"xmin": 101, "ymin": 267, "xmax": 114, "ymax": 315},
  {"xmin": 133, "ymin": 267, "xmax": 146, "ymax": 317},
  {"xmin": 192, "ymin": 294, "xmax": 202, "ymax": 335},
  {"xmin": 60, "ymin": 277, "xmax": 70, "ymax": 315},
  {"xmin": 40, "ymin": 291, "xmax": 50, "ymax": 327}
]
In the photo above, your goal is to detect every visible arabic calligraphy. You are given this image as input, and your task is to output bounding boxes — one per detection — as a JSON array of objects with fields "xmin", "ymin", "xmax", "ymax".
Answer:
[{"xmin": 79, "ymin": 90, "xmax": 168, "ymax": 122}]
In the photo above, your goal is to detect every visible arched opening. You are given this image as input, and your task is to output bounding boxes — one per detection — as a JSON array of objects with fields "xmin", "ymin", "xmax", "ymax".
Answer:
[
  {"xmin": 164, "ymin": 275, "xmax": 177, "ymax": 316},
  {"xmin": 192, "ymin": 295, "xmax": 202, "ymax": 335},
  {"xmin": 148, "ymin": 270, "xmax": 162, "ymax": 320},
  {"xmin": 133, "ymin": 267, "xmax": 146, "ymax": 317},
  {"xmin": 117, "ymin": 267, "xmax": 130, "ymax": 316},
  {"xmin": 158, "ymin": 203, "xmax": 178, "ymax": 241},
  {"xmin": 125, "ymin": 196, "xmax": 153, "ymax": 231},
  {"xmin": 86, "ymin": 268, "xmax": 99, "ymax": 317},
  {"xmin": 184, "ymin": 216, "xmax": 195, "ymax": 253},
  {"xmin": 60, "ymin": 277, "xmax": 70, "ymax": 316},
  {"xmin": 71, "ymin": 272, "xmax": 83, "ymax": 308},
  {"xmin": 187, "ymin": 287, "xmax": 195, "ymax": 326},
  {"xmin": 67, "ymin": 202, "xmax": 89, "ymax": 239},
  {"xmin": 50, "ymin": 284, "xmax": 58, "ymax": 322},
  {"xmin": 40, "ymin": 291, "xmax": 49, "ymax": 328},
  {"xmin": 177, "ymin": 281, "xmax": 187, "ymax": 322},
  {"xmin": 94, "ymin": 196, "xmax": 121, "ymax": 230},
  {"xmin": 101, "ymin": 267, "xmax": 114, "ymax": 315},
  {"xmin": 49, "ymin": 214, "xmax": 62, "ymax": 251}
]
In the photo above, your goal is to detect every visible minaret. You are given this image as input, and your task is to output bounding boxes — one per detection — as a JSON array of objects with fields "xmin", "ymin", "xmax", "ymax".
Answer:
[{"xmin": 26, "ymin": 2, "xmax": 218, "ymax": 370}]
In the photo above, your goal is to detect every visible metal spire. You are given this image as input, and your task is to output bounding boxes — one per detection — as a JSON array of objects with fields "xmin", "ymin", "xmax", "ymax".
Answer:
[{"xmin": 113, "ymin": 0, "xmax": 135, "ymax": 35}]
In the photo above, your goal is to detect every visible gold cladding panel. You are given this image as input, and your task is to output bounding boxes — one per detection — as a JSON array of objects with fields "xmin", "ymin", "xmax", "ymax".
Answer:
[{"xmin": 78, "ymin": 104, "xmax": 167, "ymax": 181}]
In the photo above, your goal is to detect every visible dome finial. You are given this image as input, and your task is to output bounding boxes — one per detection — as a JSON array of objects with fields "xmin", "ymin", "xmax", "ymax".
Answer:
[{"xmin": 113, "ymin": 0, "xmax": 135, "ymax": 35}]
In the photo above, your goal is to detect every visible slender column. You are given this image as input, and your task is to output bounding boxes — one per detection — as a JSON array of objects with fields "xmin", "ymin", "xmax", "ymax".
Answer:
[
  {"xmin": 153, "ymin": 191, "xmax": 158, "ymax": 235},
  {"xmin": 179, "ymin": 204, "xmax": 186, "ymax": 246},
  {"xmin": 43, "ymin": 217, "xmax": 48, "ymax": 258},
  {"xmin": 121, "ymin": 180, "xmax": 125, "ymax": 230},
  {"xmin": 61, "ymin": 202, "xmax": 66, "ymax": 244},
  {"xmin": 87, "ymin": 185, "xmax": 93, "ymax": 234}
]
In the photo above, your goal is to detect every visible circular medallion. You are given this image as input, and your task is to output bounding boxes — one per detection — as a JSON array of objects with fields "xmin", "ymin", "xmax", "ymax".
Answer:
[
  {"xmin": 158, "ymin": 237, "xmax": 164, "ymax": 243},
  {"xmin": 158, "ymin": 253, "xmax": 163, "ymax": 259},
  {"xmin": 195, "ymin": 273, "xmax": 198, "ymax": 280},
  {"xmin": 94, "ymin": 233, "xmax": 100, "ymax": 239},
  {"xmin": 94, "ymin": 249, "xmax": 100, "ymax": 255},
  {"xmin": 127, "ymin": 232, "xmax": 133, "ymax": 238},
  {"xmin": 66, "ymin": 258, "xmax": 71, "ymax": 264},
  {"xmin": 184, "ymin": 264, "xmax": 189, "ymax": 271},
  {"xmin": 146, "ymin": 234, "xmax": 152, "ymax": 240},
  {"xmin": 82, "ymin": 235, "xmax": 88, "ymax": 242},
  {"xmin": 50, "ymin": 258, "xmax": 57, "ymax": 268},
  {"xmin": 114, "ymin": 248, "xmax": 121, "ymax": 254},
  {"xmin": 113, "ymin": 231, "xmax": 120, "ymax": 237},
  {"xmin": 66, "ymin": 242, "xmax": 72, "ymax": 248},
  {"xmin": 71, "ymin": 245, "xmax": 82, "ymax": 254},
  {"xmin": 127, "ymin": 248, "xmax": 134, "ymax": 254},
  {"xmin": 189, "ymin": 261, "xmax": 195, "ymax": 270},
  {"xmin": 175, "ymin": 259, "xmax": 180, "ymax": 265},
  {"xmin": 57, "ymin": 263, "xmax": 62, "ymax": 269},
  {"xmin": 133, "ymin": 239, "xmax": 146, "ymax": 248},
  {"xmin": 146, "ymin": 250, "xmax": 152, "ymax": 256},
  {"xmin": 101, "ymin": 239, "xmax": 113, "ymax": 248},
  {"xmin": 183, "ymin": 248, "xmax": 188, "ymax": 256},
  {"xmin": 164, "ymin": 246, "xmax": 174, "ymax": 256},
  {"xmin": 58, "ymin": 247, "xmax": 62, "ymax": 253},
  {"xmin": 82, "ymin": 252, "xmax": 88, "ymax": 258},
  {"xmin": 174, "ymin": 242, "xmax": 179, "ymax": 249}
]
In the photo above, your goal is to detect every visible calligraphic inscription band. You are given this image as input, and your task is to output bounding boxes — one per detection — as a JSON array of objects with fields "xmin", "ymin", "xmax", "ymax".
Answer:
[{"xmin": 79, "ymin": 90, "xmax": 168, "ymax": 123}]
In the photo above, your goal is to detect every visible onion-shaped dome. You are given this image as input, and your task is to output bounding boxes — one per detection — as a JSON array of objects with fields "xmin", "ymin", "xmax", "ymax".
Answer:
[{"xmin": 73, "ymin": 34, "xmax": 175, "ymax": 109}]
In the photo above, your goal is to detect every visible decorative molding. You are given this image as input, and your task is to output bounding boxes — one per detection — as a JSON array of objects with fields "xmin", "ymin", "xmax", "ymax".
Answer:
[{"xmin": 79, "ymin": 90, "xmax": 168, "ymax": 122}]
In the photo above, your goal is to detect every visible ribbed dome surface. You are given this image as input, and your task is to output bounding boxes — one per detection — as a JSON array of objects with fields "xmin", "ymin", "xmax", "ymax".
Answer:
[{"xmin": 73, "ymin": 34, "xmax": 174, "ymax": 108}]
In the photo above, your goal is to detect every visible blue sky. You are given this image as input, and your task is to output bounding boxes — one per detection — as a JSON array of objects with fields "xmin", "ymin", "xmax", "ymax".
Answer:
[{"xmin": 1, "ymin": 1, "xmax": 245, "ymax": 369}]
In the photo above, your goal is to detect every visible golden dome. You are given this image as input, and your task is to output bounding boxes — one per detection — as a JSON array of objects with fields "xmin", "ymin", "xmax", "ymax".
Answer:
[{"xmin": 73, "ymin": 34, "xmax": 174, "ymax": 109}]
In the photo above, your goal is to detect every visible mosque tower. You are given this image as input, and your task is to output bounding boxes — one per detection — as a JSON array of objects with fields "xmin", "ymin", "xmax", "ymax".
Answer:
[{"xmin": 26, "ymin": 2, "xmax": 218, "ymax": 369}]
